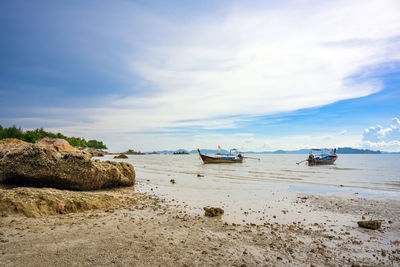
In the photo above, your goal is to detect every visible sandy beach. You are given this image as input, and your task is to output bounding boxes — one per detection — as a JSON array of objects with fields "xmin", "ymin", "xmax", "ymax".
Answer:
[{"xmin": 1, "ymin": 185, "xmax": 399, "ymax": 267}]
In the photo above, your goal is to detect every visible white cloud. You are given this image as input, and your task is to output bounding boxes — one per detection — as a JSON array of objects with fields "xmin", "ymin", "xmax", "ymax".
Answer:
[
  {"xmin": 127, "ymin": 0, "xmax": 399, "ymax": 126},
  {"xmin": 362, "ymin": 118, "xmax": 400, "ymax": 151}
]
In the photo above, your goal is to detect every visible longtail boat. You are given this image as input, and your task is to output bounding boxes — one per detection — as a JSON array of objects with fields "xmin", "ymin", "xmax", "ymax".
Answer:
[
  {"xmin": 197, "ymin": 148, "xmax": 243, "ymax": 164},
  {"xmin": 306, "ymin": 148, "xmax": 337, "ymax": 165}
]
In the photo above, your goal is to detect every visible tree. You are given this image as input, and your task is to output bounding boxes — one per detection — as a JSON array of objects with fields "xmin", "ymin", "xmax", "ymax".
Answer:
[
  {"xmin": 23, "ymin": 130, "xmax": 41, "ymax": 143},
  {"xmin": 3, "ymin": 125, "xmax": 24, "ymax": 139},
  {"xmin": 0, "ymin": 125, "xmax": 107, "ymax": 149},
  {"xmin": 87, "ymin": 139, "xmax": 107, "ymax": 149}
]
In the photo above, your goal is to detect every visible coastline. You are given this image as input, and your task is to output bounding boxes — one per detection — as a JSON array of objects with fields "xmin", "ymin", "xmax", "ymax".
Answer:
[{"xmin": 1, "ymin": 186, "xmax": 399, "ymax": 266}]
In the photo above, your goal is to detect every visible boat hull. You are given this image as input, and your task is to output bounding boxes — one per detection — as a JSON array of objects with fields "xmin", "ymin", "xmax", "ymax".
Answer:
[
  {"xmin": 307, "ymin": 154, "xmax": 337, "ymax": 165},
  {"xmin": 197, "ymin": 149, "xmax": 243, "ymax": 164}
]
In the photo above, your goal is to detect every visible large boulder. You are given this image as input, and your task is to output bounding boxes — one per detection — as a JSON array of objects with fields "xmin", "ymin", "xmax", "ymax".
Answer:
[
  {"xmin": 0, "ymin": 143, "xmax": 135, "ymax": 190},
  {"xmin": 35, "ymin": 137, "xmax": 78, "ymax": 151}
]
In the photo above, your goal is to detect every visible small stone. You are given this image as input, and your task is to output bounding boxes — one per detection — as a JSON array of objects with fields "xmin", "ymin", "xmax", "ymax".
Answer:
[
  {"xmin": 357, "ymin": 220, "xmax": 382, "ymax": 230},
  {"xmin": 203, "ymin": 207, "xmax": 224, "ymax": 217}
]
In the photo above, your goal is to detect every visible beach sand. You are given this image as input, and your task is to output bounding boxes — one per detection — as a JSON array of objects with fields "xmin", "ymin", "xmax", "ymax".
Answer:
[{"xmin": 1, "ymin": 186, "xmax": 399, "ymax": 266}]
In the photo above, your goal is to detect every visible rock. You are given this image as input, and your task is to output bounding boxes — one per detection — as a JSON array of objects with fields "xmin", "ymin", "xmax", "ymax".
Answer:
[
  {"xmin": 204, "ymin": 207, "xmax": 224, "ymax": 217},
  {"xmin": 170, "ymin": 179, "xmax": 176, "ymax": 184},
  {"xmin": 0, "ymin": 143, "xmax": 135, "ymax": 190},
  {"xmin": 114, "ymin": 154, "xmax": 128, "ymax": 159},
  {"xmin": 35, "ymin": 137, "xmax": 78, "ymax": 151},
  {"xmin": 88, "ymin": 150, "xmax": 105, "ymax": 157},
  {"xmin": 357, "ymin": 220, "xmax": 382, "ymax": 230},
  {"xmin": 0, "ymin": 187, "xmax": 119, "ymax": 217},
  {"xmin": 0, "ymin": 138, "xmax": 28, "ymax": 151}
]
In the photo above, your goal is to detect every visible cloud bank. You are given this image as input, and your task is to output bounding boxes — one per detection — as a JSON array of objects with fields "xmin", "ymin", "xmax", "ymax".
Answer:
[
  {"xmin": 2, "ymin": 0, "xmax": 400, "ymax": 151},
  {"xmin": 125, "ymin": 0, "xmax": 400, "ymax": 129}
]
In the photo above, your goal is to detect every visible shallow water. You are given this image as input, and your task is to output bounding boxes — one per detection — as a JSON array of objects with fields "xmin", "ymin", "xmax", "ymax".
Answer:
[
  {"xmin": 117, "ymin": 154, "xmax": 400, "ymax": 194},
  {"xmin": 106, "ymin": 154, "xmax": 400, "ymax": 224}
]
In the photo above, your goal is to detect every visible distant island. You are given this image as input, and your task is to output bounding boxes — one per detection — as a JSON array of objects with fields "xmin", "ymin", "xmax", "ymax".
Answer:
[
  {"xmin": 173, "ymin": 150, "xmax": 189, "ymax": 155},
  {"xmin": 0, "ymin": 125, "xmax": 107, "ymax": 149}
]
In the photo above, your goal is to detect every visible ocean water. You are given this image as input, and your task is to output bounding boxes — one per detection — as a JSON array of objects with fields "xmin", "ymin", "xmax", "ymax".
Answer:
[{"xmin": 106, "ymin": 154, "xmax": 400, "ymax": 223}]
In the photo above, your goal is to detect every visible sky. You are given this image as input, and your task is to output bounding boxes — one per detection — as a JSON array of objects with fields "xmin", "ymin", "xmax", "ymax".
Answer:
[{"xmin": 1, "ymin": 0, "xmax": 400, "ymax": 152}]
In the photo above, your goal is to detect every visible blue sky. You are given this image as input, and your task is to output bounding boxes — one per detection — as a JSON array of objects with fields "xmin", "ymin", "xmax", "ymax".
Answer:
[{"xmin": 1, "ymin": 0, "xmax": 400, "ymax": 152}]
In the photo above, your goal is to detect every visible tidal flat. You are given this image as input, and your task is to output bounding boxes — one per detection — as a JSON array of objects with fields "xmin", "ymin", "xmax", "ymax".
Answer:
[{"xmin": 0, "ymin": 185, "xmax": 399, "ymax": 266}]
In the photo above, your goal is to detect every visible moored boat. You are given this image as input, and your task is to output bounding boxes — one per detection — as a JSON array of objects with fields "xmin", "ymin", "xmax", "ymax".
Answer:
[
  {"xmin": 306, "ymin": 148, "xmax": 337, "ymax": 165},
  {"xmin": 197, "ymin": 148, "xmax": 243, "ymax": 164}
]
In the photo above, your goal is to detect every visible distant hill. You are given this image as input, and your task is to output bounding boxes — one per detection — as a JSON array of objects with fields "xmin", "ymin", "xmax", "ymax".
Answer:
[
  {"xmin": 336, "ymin": 147, "xmax": 381, "ymax": 154},
  {"xmin": 190, "ymin": 149, "xmax": 229, "ymax": 154}
]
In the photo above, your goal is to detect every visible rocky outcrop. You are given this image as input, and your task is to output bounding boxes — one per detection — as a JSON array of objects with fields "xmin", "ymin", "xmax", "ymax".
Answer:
[
  {"xmin": 0, "ymin": 187, "xmax": 120, "ymax": 217},
  {"xmin": 0, "ymin": 139, "xmax": 29, "ymax": 180},
  {"xmin": 35, "ymin": 137, "xmax": 78, "ymax": 151},
  {"xmin": 0, "ymin": 143, "xmax": 135, "ymax": 190},
  {"xmin": 88, "ymin": 150, "xmax": 105, "ymax": 157},
  {"xmin": 114, "ymin": 154, "xmax": 128, "ymax": 159},
  {"xmin": 0, "ymin": 138, "xmax": 28, "ymax": 153}
]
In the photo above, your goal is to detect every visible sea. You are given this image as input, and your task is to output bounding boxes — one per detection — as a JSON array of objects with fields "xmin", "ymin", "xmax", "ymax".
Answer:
[{"xmin": 105, "ymin": 154, "xmax": 400, "ymax": 224}]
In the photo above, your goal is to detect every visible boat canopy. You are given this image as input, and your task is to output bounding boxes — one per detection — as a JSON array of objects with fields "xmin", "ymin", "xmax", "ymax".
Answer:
[
  {"xmin": 217, "ymin": 148, "xmax": 241, "ymax": 156},
  {"xmin": 310, "ymin": 148, "xmax": 335, "ymax": 157}
]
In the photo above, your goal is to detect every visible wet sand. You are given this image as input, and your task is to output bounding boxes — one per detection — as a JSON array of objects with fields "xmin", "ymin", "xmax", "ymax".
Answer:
[{"xmin": 1, "ymin": 187, "xmax": 399, "ymax": 266}]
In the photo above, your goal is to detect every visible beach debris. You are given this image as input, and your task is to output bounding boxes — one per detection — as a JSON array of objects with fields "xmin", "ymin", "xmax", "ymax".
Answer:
[
  {"xmin": 357, "ymin": 220, "xmax": 382, "ymax": 230},
  {"xmin": 197, "ymin": 174, "xmax": 204, "ymax": 177},
  {"xmin": 170, "ymin": 179, "xmax": 176, "ymax": 184},
  {"xmin": 203, "ymin": 207, "xmax": 224, "ymax": 217},
  {"xmin": 114, "ymin": 154, "xmax": 128, "ymax": 159},
  {"xmin": 0, "ymin": 143, "xmax": 135, "ymax": 190}
]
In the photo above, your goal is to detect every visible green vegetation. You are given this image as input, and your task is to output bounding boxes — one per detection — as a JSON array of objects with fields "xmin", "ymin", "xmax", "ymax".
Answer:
[{"xmin": 0, "ymin": 125, "xmax": 107, "ymax": 149}]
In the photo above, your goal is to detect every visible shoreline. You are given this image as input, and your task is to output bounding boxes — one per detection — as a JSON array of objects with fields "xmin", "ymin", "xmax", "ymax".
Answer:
[{"xmin": 1, "ymin": 186, "xmax": 399, "ymax": 266}]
